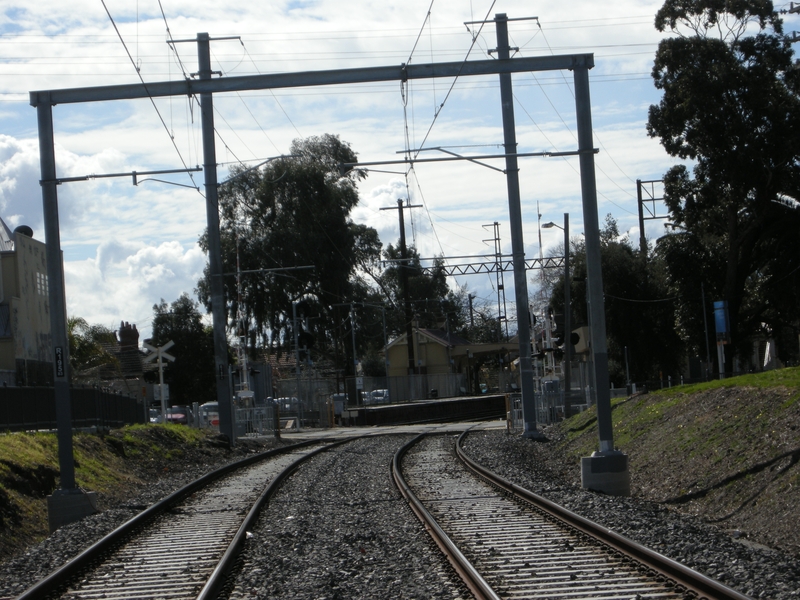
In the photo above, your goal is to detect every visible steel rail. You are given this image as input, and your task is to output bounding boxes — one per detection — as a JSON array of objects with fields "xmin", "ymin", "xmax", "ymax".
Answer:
[
  {"xmin": 197, "ymin": 436, "xmax": 355, "ymax": 600},
  {"xmin": 455, "ymin": 430, "xmax": 752, "ymax": 600},
  {"xmin": 392, "ymin": 433, "xmax": 501, "ymax": 600},
  {"xmin": 15, "ymin": 438, "xmax": 321, "ymax": 600}
]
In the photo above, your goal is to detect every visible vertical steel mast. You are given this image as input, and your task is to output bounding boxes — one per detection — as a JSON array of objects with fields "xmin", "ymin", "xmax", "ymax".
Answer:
[{"xmin": 494, "ymin": 14, "xmax": 542, "ymax": 439}]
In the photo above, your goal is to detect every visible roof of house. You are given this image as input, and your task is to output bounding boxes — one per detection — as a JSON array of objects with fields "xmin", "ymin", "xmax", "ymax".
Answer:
[
  {"xmin": 0, "ymin": 217, "xmax": 15, "ymax": 251},
  {"xmin": 386, "ymin": 328, "xmax": 471, "ymax": 350}
]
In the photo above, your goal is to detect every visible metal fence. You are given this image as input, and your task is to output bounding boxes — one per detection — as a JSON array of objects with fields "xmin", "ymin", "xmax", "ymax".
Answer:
[
  {"xmin": 0, "ymin": 386, "xmax": 144, "ymax": 432},
  {"xmin": 274, "ymin": 372, "xmax": 468, "ymax": 410},
  {"xmin": 235, "ymin": 404, "xmax": 277, "ymax": 437},
  {"xmin": 506, "ymin": 388, "xmax": 582, "ymax": 433}
]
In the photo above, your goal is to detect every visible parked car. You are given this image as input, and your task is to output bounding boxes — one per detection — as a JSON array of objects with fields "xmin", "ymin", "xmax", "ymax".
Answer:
[
  {"xmin": 368, "ymin": 389, "xmax": 389, "ymax": 405},
  {"xmin": 276, "ymin": 397, "xmax": 299, "ymax": 413},
  {"xmin": 198, "ymin": 402, "xmax": 219, "ymax": 428},
  {"xmin": 149, "ymin": 408, "xmax": 162, "ymax": 424},
  {"xmin": 165, "ymin": 405, "xmax": 193, "ymax": 425}
]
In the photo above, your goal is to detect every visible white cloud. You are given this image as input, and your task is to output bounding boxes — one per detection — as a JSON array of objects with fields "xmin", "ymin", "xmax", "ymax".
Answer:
[
  {"xmin": 64, "ymin": 241, "xmax": 207, "ymax": 339},
  {"xmin": 4, "ymin": 0, "xmax": 759, "ymax": 330}
]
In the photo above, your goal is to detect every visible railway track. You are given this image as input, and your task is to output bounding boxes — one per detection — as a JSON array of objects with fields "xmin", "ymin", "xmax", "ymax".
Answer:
[
  {"xmin": 16, "ymin": 438, "xmax": 346, "ymax": 600},
  {"xmin": 393, "ymin": 432, "xmax": 752, "ymax": 600}
]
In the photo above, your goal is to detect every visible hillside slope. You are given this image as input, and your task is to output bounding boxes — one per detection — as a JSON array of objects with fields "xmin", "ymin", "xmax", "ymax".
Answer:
[
  {"xmin": 552, "ymin": 367, "xmax": 800, "ymax": 556},
  {"xmin": 0, "ymin": 425, "xmax": 276, "ymax": 561}
]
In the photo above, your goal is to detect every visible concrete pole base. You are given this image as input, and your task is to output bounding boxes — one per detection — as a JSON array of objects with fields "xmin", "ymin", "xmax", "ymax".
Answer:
[
  {"xmin": 522, "ymin": 424, "xmax": 548, "ymax": 441},
  {"xmin": 580, "ymin": 451, "xmax": 630, "ymax": 496},
  {"xmin": 47, "ymin": 488, "xmax": 98, "ymax": 532}
]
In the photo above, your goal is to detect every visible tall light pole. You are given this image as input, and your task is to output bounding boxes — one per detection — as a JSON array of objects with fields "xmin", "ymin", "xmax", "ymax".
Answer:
[{"xmin": 542, "ymin": 213, "xmax": 571, "ymax": 418}]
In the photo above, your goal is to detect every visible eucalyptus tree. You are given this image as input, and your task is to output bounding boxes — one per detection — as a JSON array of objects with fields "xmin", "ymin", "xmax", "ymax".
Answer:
[
  {"xmin": 548, "ymin": 216, "xmax": 683, "ymax": 384},
  {"xmin": 647, "ymin": 0, "xmax": 800, "ymax": 368},
  {"xmin": 197, "ymin": 134, "xmax": 382, "ymax": 373},
  {"xmin": 150, "ymin": 294, "xmax": 216, "ymax": 405}
]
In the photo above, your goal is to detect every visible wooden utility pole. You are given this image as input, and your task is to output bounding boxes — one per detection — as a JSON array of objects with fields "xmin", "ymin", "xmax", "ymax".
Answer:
[{"xmin": 381, "ymin": 199, "xmax": 422, "ymax": 373}]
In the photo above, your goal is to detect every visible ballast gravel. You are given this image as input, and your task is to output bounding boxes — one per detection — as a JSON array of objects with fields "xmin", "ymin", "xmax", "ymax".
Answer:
[
  {"xmin": 461, "ymin": 429, "xmax": 800, "ymax": 600},
  {"xmin": 226, "ymin": 435, "xmax": 468, "ymax": 600},
  {"xmin": 2, "ymin": 427, "xmax": 799, "ymax": 599},
  {"xmin": 0, "ymin": 442, "xmax": 277, "ymax": 598}
]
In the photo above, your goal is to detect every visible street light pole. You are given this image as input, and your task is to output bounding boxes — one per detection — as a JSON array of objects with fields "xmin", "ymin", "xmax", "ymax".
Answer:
[{"xmin": 543, "ymin": 214, "xmax": 571, "ymax": 418}]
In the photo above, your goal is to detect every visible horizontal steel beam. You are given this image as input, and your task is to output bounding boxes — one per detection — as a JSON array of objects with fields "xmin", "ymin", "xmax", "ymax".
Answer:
[
  {"xmin": 417, "ymin": 255, "xmax": 565, "ymax": 277},
  {"xmin": 30, "ymin": 53, "xmax": 593, "ymax": 106}
]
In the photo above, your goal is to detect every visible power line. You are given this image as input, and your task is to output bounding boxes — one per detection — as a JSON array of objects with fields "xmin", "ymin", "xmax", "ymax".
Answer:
[
  {"xmin": 406, "ymin": 0, "xmax": 435, "ymax": 65},
  {"xmin": 98, "ymin": 0, "xmax": 201, "ymax": 194},
  {"xmin": 240, "ymin": 39, "xmax": 302, "ymax": 139},
  {"xmin": 412, "ymin": 0, "xmax": 496, "ymax": 159},
  {"xmin": 157, "ymin": 0, "xmax": 190, "ymax": 79},
  {"xmin": 534, "ymin": 25, "xmax": 638, "ymax": 191}
]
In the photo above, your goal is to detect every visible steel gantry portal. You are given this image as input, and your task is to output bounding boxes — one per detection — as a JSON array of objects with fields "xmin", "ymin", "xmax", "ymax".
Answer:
[{"xmin": 32, "ymin": 13, "xmax": 623, "ymax": 520}]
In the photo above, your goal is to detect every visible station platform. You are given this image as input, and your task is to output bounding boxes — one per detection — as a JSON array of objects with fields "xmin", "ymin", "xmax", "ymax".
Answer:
[{"xmin": 276, "ymin": 418, "xmax": 507, "ymax": 442}]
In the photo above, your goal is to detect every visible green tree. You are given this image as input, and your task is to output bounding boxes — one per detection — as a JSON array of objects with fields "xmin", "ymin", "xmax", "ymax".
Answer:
[
  {"xmin": 149, "ymin": 294, "xmax": 216, "ymax": 405},
  {"xmin": 67, "ymin": 316, "xmax": 118, "ymax": 379},
  {"xmin": 549, "ymin": 216, "xmax": 683, "ymax": 384},
  {"xmin": 197, "ymin": 134, "xmax": 382, "ymax": 375},
  {"xmin": 647, "ymin": 0, "xmax": 800, "ymax": 368},
  {"xmin": 378, "ymin": 243, "xmax": 466, "ymax": 338}
]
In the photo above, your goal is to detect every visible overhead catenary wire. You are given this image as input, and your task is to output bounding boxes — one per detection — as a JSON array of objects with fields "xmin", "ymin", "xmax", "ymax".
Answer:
[
  {"xmin": 397, "ymin": 1, "xmax": 503, "ymax": 271},
  {"xmin": 534, "ymin": 25, "xmax": 638, "ymax": 190},
  {"xmin": 98, "ymin": 0, "xmax": 201, "ymax": 194},
  {"xmin": 412, "ymin": 0, "xmax": 497, "ymax": 159},
  {"xmin": 508, "ymin": 24, "xmax": 637, "ymax": 213},
  {"xmin": 240, "ymin": 39, "xmax": 303, "ymax": 139},
  {"xmin": 158, "ymin": 0, "xmax": 190, "ymax": 79}
]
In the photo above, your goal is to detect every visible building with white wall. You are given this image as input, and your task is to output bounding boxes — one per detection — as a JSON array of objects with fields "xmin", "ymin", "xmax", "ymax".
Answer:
[{"xmin": 0, "ymin": 218, "xmax": 52, "ymax": 386}]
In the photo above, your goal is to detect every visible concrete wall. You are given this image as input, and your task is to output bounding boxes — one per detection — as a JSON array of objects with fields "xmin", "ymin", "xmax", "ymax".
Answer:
[
  {"xmin": 0, "ymin": 235, "xmax": 53, "ymax": 384},
  {"xmin": 12, "ymin": 234, "xmax": 51, "ymax": 366}
]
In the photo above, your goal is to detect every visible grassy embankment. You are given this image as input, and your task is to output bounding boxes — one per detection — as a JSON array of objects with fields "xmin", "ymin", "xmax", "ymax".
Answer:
[
  {"xmin": 0, "ymin": 424, "xmax": 211, "ymax": 560},
  {"xmin": 556, "ymin": 366, "xmax": 800, "ymax": 553}
]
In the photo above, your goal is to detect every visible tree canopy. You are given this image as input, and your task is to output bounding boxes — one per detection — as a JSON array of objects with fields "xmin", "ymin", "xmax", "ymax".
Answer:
[
  {"xmin": 197, "ymin": 134, "xmax": 382, "ymax": 374},
  {"xmin": 149, "ymin": 294, "xmax": 216, "ymax": 405},
  {"xmin": 548, "ymin": 216, "xmax": 683, "ymax": 384},
  {"xmin": 647, "ymin": 0, "xmax": 800, "ymax": 369},
  {"xmin": 67, "ymin": 316, "xmax": 118, "ymax": 379}
]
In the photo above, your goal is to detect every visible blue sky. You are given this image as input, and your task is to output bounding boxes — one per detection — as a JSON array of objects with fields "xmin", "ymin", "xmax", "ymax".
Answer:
[{"xmin": 1, "ymin": 0, "xmax": 796, "ymax": 341}]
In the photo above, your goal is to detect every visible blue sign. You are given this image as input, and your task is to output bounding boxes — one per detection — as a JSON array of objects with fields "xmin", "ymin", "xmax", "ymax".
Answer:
[{"xmin": 714, "ymin": 301, "xmax": 730, "ymax": 341}]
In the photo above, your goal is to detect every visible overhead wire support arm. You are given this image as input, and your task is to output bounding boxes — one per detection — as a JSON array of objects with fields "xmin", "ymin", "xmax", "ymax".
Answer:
[
  {"xmin": 215, "ymin": 265, "xmax": 315, "ymax": 277},
  {"xmin": 169, "ymin": 36, "xmax": 240, "ymax": 81},
  {"xmin": 402, "ymin": 147, "xmax": 505, "ymax": 173},
  {"xmin": 217, "ymin": 155, "xmax": 300, "ymax": 186},
  {"xmin": 465, "ymin": 16, "xmax": 539, "ymax": 26},
  {"xmin": 41, "ymin": 167, "xmax": 202, "ymax": 186},
  {"xmin": 341, "ymin": 149, "xmax": 592, "ymax": 173}
]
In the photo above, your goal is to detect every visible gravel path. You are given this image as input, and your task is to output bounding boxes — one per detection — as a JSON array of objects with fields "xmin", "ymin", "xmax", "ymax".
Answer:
[{"xmin": 3, "ymin": 428, "xmax": 800, "ymax": 599}]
